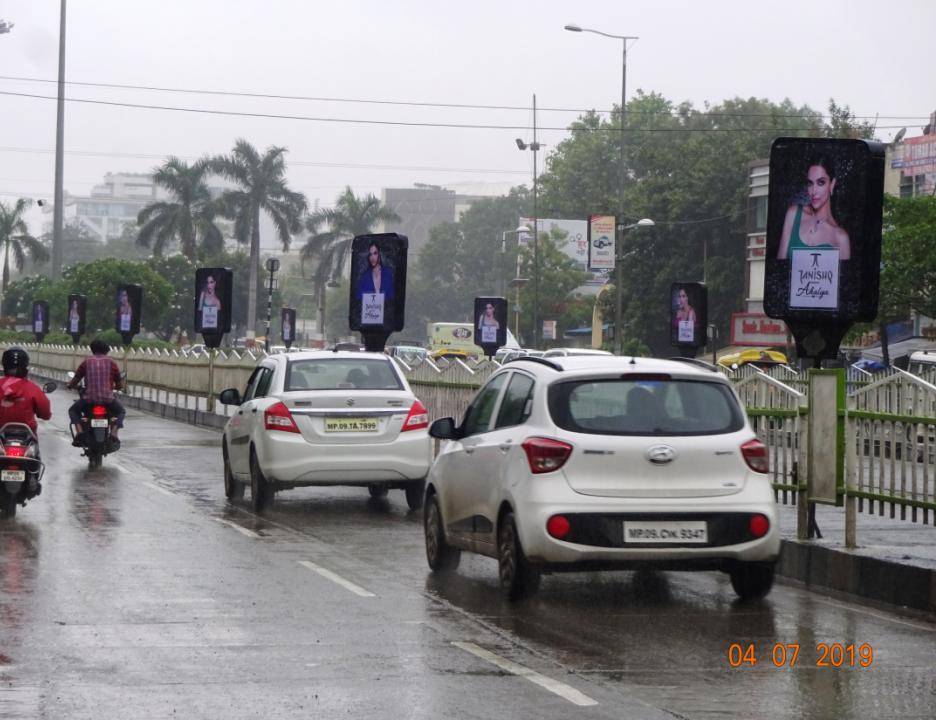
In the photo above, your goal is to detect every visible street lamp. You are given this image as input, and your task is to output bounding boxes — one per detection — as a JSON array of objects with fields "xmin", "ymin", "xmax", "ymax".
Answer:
[
  {"xmin": 614, "ymin": 218, "xmax": 654, "ymax": 354},
  {"xmin": 565, "ymin": 23, "xmax": 640, "ymax": 352},
  {"xmin": 502, "ymin": 225, "xmax": 531, "ymax": 340}
]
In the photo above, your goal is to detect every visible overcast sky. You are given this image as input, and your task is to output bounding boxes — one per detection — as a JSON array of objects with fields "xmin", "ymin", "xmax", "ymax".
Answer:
[{"xmin": 0, "ymin": 0, "xmax": 933, "ymax": 236}]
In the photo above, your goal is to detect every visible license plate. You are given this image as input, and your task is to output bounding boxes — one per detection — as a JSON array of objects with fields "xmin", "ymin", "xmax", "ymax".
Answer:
[
  {"xmin": 623, "ymin": 520, "xmax": 708, "ymax": 544},
  {"xmin": 1, "ymin": 470, "xmax": 25, "ymax": 483},
  {"xmin": 324, "ymin": 417, "xmax": 378, "ymax": 433},
  {"xmin": 91, "ymin": 419, "xmax": 109, "ymax": 428}
]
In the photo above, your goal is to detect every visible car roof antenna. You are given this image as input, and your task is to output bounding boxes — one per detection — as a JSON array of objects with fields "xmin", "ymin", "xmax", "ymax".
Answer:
[{"xmin": 629, "ymin": 356, "xmax": 636, "ymax": 365}]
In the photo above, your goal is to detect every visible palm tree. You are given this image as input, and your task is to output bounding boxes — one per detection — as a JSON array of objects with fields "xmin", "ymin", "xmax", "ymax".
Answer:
[
  {"xmin": 0, "ymin": 199, "xmax": 48, "ymax": 315},
  {"xmin": 300, "ymin": 187, "xmax": 400, "ymax": 335},
  {"xmin": 137, "ymin": 157, "xmax": 223, "ymax": 261},
  {"xmin": 207, "ymin": 140, "xmax": 306, "ymax": 341}
]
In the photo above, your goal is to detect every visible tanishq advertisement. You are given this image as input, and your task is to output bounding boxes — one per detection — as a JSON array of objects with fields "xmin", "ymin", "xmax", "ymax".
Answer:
[
  {"xmin": 348, "ymin": 233, "xmax": 408, "ymax": 333},
  {"xmin": 764, "ymin": 137, "xmax": 884, "ymax": 323},
  {"xmin": 194, "ymin": 267, "xmax": 233, "ymax": 335}
]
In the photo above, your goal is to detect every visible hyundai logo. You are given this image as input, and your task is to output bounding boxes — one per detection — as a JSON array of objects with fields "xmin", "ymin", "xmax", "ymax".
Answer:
[{"xmin": 646, "ymin": 445, "xmax": 677, "ymax": 464}]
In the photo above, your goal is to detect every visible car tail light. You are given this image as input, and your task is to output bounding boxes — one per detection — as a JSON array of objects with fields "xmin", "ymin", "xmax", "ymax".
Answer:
[
  {"xmin": 3, "ymin": 445, "xmax": 26, "ymax": 457},
  {"xmin": 264, "ymin": 402, "xmax": 300, "ymax": 433},
  {"xmin": 91, "ymin": 405, "xmax": 108, "ymax": 418},
  {"xmin": 402, "ymin": 400, "xmax": 429, "ymax": 432},
  {"xmin": 740, "ymin": 438, "xmax": 769, "ymax": 473},
  {"xmin": 546, "ymin": 515, "xmax": 571, "ymax": 540},
  {"xmin": 522, "ymin": 437, "xmax": 573, "ymax": 474},
  {"xmin": 749, "ymin": 514, "xmax": 770, "ymax": 538}
]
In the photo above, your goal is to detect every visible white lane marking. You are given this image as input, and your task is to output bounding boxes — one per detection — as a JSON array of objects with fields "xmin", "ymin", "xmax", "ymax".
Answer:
[
  {"xmin": 214, "ymin": 518, "xmax": 261, "ymax": 539},
  {"xmin": 298, "ymin": 560, "xmax": 376, "ymax": 598},
  {"xmin": 452, "ymin": 641, "xmax": 598, "ymax": 707},
  {"xmin": 141, "ymin": 481, "xmax": 177, "ymax": 498},
  {"xmin": 811, "ymin": 596, "xmax": 936, "ymax": 632}
]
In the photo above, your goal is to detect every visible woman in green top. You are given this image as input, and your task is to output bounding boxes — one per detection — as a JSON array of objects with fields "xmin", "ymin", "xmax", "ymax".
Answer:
[{"xmin": 776, "ymin": 155, "xmax": 851, "ymax": 260}]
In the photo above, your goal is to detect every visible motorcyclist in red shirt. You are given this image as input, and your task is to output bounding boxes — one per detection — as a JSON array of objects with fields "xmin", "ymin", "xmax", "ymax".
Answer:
[{"xmin": 0, "ymin": 348, "xmax": 52, "ymax": 434}]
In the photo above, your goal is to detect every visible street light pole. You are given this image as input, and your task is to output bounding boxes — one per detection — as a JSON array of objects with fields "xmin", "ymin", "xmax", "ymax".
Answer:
[
  {"xmin": 614, "ymin": 219, "xmax": 655, "ymax": 352},
  {"xmin": 565, "ymin": 24, "xmax": 640, "ymax": 354},
  {"xmin": 51, "ymin": 0, "xmax": 67, "ymax": 279}
]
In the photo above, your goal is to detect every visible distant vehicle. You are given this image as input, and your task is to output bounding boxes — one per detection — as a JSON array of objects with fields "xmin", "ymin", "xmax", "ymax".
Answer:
[
  {"xmin": 218, "ymin": 350, "xmax": 431, "ymax": 512},
  {"xmin": 326, "ymin": 342, "xmax": 364, "ymax": 352},
  {"xmin": 423, "ymin": 355, "xmax": 780, "ymax": 601},
  {"xmin": 427, "ymin": 322, "xmax": 521, "ymax": 358},
  {"xmin": 501, "ymin": 348, "xmax": 545, "ymax": 363},
  {"xmin": 430, "ymin": 348, "xmax": 470, "ymax": 362},
  {"xmin": 181, "ymin": 344, "xmax": 207, "ymax": 357},
  {"xmin": 541, "ymin": 347, "xmax": 612, "ymax": 358},
  {"xmin": 717, "ymin": 348, "xmax": 787, "ymax": 370},
  {"xmin": 388, "ymin": 345, "xmax": 428, "ymax": 364},
  {"xmin": 909, "ymin": 349, "xmax": 936, "ymax": 374}
]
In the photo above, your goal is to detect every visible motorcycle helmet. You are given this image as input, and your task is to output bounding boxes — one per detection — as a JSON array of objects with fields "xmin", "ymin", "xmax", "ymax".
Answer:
[{"xmin": 1, "ymin": 347, "xmax": 30, "ymax": 377}]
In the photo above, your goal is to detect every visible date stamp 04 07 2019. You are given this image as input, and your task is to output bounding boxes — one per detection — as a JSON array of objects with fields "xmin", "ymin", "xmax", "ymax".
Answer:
[{"xmin": 727, "ymin": 643, "xmax": 874, "ymax": 669}]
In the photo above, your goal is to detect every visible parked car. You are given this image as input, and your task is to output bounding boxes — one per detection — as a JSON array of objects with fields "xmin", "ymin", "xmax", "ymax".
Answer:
[
  {"xmin": 423, "ymin": 355, "xmax": 780, "ymax": 601},
  {"xmin": 541, "ymin": 347, "xmax": 612, "ymax": 358},
  {"xmin": 430, "ymin": 348, "xmax": 471, "ymax": 362},
  {"xmin": 219, "ymin": 350, "xmax": 431, "ymax": 512},
  {"xmin": 388, "ymin": 345, "xmax": 429, "ymax": 364}
]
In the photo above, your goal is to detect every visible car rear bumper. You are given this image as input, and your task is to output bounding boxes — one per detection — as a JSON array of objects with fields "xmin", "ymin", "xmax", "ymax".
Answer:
[
  {"xmin": 256, "ymin": 430, "xmax": 432, "ymax": 485},
  {"xmin": 510, "ymin": 476, "xmax": 781, "ymax": 566}
]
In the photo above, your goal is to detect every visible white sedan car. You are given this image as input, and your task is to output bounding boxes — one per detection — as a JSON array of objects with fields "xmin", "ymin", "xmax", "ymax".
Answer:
[
  {"xmin": 220, "ymin": 351, "xmax": 432, "ymax": 512},
  {"xmin": 424, "ymin": 356, "xmax": 780, "ymax": 601}
]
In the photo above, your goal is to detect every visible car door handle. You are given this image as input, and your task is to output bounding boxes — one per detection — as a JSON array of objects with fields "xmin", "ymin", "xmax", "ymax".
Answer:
[
  {"xmin": 464, "ymin": 446, "xmax": 475, "ymax": 454},
  {"xmin": 499, "ymin": 442, "xmax": 513, "ymax": 452}
]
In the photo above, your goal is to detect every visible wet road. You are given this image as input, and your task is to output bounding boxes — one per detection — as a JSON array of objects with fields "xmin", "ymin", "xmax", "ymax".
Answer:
[{"xmin": 2, "ymin": 394, "xmax": 935, "ymax": 719}]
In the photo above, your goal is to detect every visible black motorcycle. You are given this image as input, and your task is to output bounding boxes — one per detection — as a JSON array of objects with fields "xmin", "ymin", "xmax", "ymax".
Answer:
[
  {"xmin": 68, "ymin": 373, "xmax": 122, "ymax": 469},
  {"xmin": 0, "ymin": 381, "xmax": 56, "ymax": 519}
]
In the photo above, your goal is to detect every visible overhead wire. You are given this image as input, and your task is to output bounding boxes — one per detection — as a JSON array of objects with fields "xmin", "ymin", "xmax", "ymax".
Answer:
[
  {"xmin": 0, "ymin": 90, "xmax": 912, "ymax": 133},
  {"xmin": 0, "ymin": 74, "xmax": 927, "ymax": 121}
]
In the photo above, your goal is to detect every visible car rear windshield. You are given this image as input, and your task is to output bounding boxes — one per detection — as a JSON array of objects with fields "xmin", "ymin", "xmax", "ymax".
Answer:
[
  {"xmin": 548, "ymin": 377, "xmax": 744, "ymax": 436},
  {"xmin": 285, "ymin": 358, "xmax": 403, "ymax": 391}
]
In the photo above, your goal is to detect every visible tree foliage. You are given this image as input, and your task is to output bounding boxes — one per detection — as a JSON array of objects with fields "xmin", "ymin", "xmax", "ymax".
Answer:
[
  {"xmin": 539, "ymin": 93, "xmax": 873, "ymax": 353},
  {"xmin": 0, "ymin": 198, "xmax": 47, "ymax": 313},
  {"xmin": 879, "ymin": 195, "xmax": 936, "ymax": 321},
  {"xmin": 137, "ymin": 157, "xmax": 223, "ymax": 260}
]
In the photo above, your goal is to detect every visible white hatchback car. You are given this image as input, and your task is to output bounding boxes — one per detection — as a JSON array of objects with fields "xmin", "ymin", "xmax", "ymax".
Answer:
[
  {"xmin": 424, "ymin": 356, "xmax": 780, "ymax": 601},
  {"xmin": 220, "ymin": 351, "xmax": 432, "ymax": 512}
]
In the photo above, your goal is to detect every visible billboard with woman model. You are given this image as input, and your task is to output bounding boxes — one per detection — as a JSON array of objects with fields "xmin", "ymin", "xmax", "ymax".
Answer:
[
  {"xmin": 66, "ymin": 294, "xmax": 87, "ymax": 338},
  {"xmin": 194, "ymin": 267, "xmax": 233, "ymax": 335},
  {"xmin": 348, "ymin": 233, "xmax": 408, "ymax": 334},
  {"xmin": 764, "ymin": 137, "xmax": 884, "ymax": 324},
  {"xmin": 473, "ymin": 296, "xmax": 508, "ymax": 356},
  {"xmin": 115, "ymin": 284, "xmax": 143, "ymax": 338},
  {"xmin": 670, "ymin": 282, "xmax": 707, "ymax": 348}
]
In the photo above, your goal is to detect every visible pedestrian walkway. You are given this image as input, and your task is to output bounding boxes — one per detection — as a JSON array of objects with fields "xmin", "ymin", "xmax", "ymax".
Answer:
[{"xmin": 775, "ymin": 500, "xmax": 936, "ymax": 617}]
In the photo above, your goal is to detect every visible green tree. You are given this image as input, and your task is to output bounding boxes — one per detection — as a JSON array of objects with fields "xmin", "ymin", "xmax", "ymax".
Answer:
[
  {"xmin": 301, "ymin": 187, "xmax": 399, "ymax": 334},
  {"xmin": 0, "ymin": 198, "xmax": 48, "ymax": 314},
  {"xmin": 137, "ymin": 157, "xmax": 224, "ymax": 261},
  {"xmin": 145, "ymin": 254, "xmax": 198, "ymax": 339},
  {"xmin": 879, "ymin": 195, "xmax": 936, "ymax": 321},
  {"xmin": 540, "ymin": 93, "xmax": 873, "ymax": 353},
  {"xmin": 207, "ymin": 140, "xmax": 306, "ymax": 340}
]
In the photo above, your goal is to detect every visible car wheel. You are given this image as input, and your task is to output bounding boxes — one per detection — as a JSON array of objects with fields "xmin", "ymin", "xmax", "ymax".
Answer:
[
  {"xmin": 249, "ymin": 450, "xmax": 271, "ymax": 513},
  {"xmin": 424, "ymin": 494, "xmax": 460, "ymax": 572},
  {"xmin": 497, "ymin": 512, "xmax": 540, "ymax": 600},
  {"xmin": 367, "ymin": 484, "xmax": 389, "ymax": 499},
  {"xmin": 404, "ymin": 479, "xmax": 425, "ymax": 511},
  {"xmin": 223, "ymin": 442, "xmax": 244, "ymax": 501},
  {"xmin": 729, "ymin": 562, "xmax": 776, "ymax": 601}
]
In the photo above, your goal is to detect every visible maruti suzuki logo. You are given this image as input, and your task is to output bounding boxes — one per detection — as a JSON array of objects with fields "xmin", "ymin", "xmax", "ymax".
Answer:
[
  {"xmin": 646, "ymin": 445, "xmax": 677, "ymax": 465},
  {"xmin": 345, "ymin": 398, "xmax": 355, "ymax": 407}
]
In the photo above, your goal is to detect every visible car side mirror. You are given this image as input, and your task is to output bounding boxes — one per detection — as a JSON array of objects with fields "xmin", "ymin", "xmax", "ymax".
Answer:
[
  {"xmin": 219, "ymin": 388, "xmax": 242, "ymax": 406},
  {"xmin": 429, "ymin": 417, "xmax": 458, "ymax": 440},
  {"xmin": 42, "ymin": 382, "xmax": 56, "ymax": 393}
]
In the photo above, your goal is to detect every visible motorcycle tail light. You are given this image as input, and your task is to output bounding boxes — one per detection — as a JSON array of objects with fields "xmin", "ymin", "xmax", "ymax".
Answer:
[
  {"xmin": 91, "ymin": 405, "xmax": 108, "ymax": 418},
  {"xmin": 3, "ymin": 445, "xmax": 26, "ymax": 457}
]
